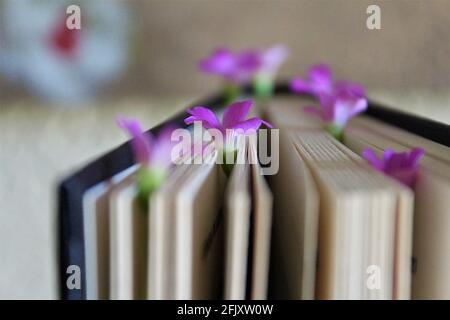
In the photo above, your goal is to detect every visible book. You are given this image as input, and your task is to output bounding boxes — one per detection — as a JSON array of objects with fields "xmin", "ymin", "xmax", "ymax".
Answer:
[{"xmin": 59, "ymin": 86, "xmax": 450, "ymax": 300}]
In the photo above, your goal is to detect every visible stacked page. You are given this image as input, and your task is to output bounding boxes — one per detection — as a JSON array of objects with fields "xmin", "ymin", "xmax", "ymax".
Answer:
[
  {"xmin": 79, "ymin": 97, "xmax": 449, "ymax": 300},
  {"xmin": 82, "ymin": 136, "xmax": 274, "ymax": 300},
  {"xmin": 345, "ymin": 116, "xmax": 450, "ymax": 299},
  {"xmin": 265, "ymin": 96, "xmax": 449, "ymax": 299},
  {"xmin": 224, "ymin": 136, "xmax": 273, "ymax": 299}
]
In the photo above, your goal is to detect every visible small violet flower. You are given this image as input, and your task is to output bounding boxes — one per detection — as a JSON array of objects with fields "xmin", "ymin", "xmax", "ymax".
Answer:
[
  {"xmin": 254, "ymin": 44, "xmax": 289, "ymax": 100},
  {"xmin": 199, "ymin": 45, "xmax": 289, "ymax": 104},
  {"xmin": 303, "ymin": 86, "xmax": 368, "ymax": 140},
  {"xmin": 116, "ymin": 115, "xmax": 174, "ymax": 207},
  {"xmin": 185, "ymin": 99, "xmax": 272, "ymax": 134},
  {"xmin": 293, "ymin": 64, "xmax": 368, "ymax": 140},
  {"xmin": 362, "ymin": 148, "xmax": 425, "ymax": 187},
  {"xmin": 199, "ymin": 48, "xmax": 261, "ymax": 85},
  {"xmin": 290, "ymin": 63, "xmax": 365, "ymax": 99},
  {"xmin": 184, "ymin": 99, "xmax": 272, "ymax": 175}
]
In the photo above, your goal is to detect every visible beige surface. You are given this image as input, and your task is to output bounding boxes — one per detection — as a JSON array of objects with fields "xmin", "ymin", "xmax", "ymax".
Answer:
[
  {"xmin": 1, "ymin": 0, "xmax": 450, "ymax": 99},
  {"xmin": 0, "ymin": 92, "xmax": 448, "ymax": 299}
]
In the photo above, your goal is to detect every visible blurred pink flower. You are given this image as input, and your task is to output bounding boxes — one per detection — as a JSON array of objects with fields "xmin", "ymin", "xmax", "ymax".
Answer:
[
  {"xmin": 199, "ymin": 45, "xmax": 289, "ymax": 86},
  {"xmin": 116, "ymin": 115, "xmax": 173, "ymax": 171},
  {"xmin": 362, "ymin": 148, "xmax": 425, "ymax": 187},
  {"xmin": 303, "ymin": 86, "xmax": 368, "ymax": 128},
  {"xmin": 290, "ymin": 63, "xmax": 365, "ymax": 98},
  {"xmin": 258, "ymin": 44, "xmax": 289, "ymax": 77},
  {"xmin": 199, "ymin": 48, "xmax": 261, "ymax": 85}
]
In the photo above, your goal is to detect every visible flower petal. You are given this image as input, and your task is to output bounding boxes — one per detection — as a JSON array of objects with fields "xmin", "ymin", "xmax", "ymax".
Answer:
[
  {"xmin": 362, "ymin": 148, "xmax": 384, "ymax": 171},
  {"xmin": 363, "ymin": 147, "xmax": 424, "ymax": 187},
  {"xmin": 222, "ymin": 100, "xmax": 253, "ymax": 128},
  {"xmin": 230, "ymin": 117, "xmax": 273, "ymax": 132},
  {"xmin": 290, "ymin": 77, "xmax": 313, "ymax": 94},
  {"xmin": 150, "ymin": 125, "xmax": 176, "ymax": 170},
  {"xmin": 260, "ymin": 44, "xmax": 289, "ymax": 74},
  {"xmin": 332, "ymin": 89, "xmax": 367, "ymax": 127},
  {"xmin": 408, "ymin": 148, "xmax": 425, "ymax": 167},
  {"xmin": 116, "ymin": 114, "xmax": 143, "ymax": 138},
  {"xmin": 185, "ymin": 106, "xmax": 221, "ymax": 129},
  {"xmin": 198, "ymin": 48, "xmax": 235, "ymax": 76},
  {"xmin": 382, "ymin": 149, "xmax": 395, "ymax": 161},
  {"xmin": 335, "ymin": 81, "xmax": 366, "ymax": 97},
  {"xmin": 317, "ymin": 93, "xmax": 336, "ymax": 122},
  {"xmin": 309, "ymin": 63, "xmax": 333, "ymax": 87},
  {"xmin": 229, "ymin": 50, "xmax": 261, "ymax": 84},
  {"xmin": 290, "ymin": 63, "xmax": 333, "ymax": 96},
  {"xmin": 390, "ymin": 169, "xmax": 417, "ymax": 187},
  {"xmin": 116, "ymin": 115, "xmax": 152, "ymax": 165},
  {"xmin": 309, "ymin": 64, "xmax": 334, "ymax": 95}
]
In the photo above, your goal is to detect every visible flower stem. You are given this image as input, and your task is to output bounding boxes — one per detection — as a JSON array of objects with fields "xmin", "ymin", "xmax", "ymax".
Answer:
[
  {"xmin": 136, "ymin": 167, "xmax": 166, "ymax": 210},
  {"xmin": 222, "ymin": 83, "xmax": 240, "ymax": 106},
  {"xmin": 326, "ymin": 124, "xmax": 344, "ymax": 142},
  {"xmin": 253, "ymin": 74, "xmax": 274, "ymax": 101}
]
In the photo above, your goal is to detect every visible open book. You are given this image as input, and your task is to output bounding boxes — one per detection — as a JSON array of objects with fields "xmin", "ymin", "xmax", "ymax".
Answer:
[{"xmin": 61, "ymin": 91, "xmax": 450, "ymax": 300}]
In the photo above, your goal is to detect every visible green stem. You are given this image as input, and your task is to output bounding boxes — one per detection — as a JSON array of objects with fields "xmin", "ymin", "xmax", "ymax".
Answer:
[
  {"xmin": 253, "ymin": 74, "xmax": 274, "ymax": 102},
  {"xmin": 326, "ymin": 124, "xmax": 344, "ymax": 142},
  {"xmin": 222, "ymin": 83, "xmax": 240, "ymax": 106},
  {"xmin": 136, "ymin": 167, "xmax": 166, "ymax": 210}
]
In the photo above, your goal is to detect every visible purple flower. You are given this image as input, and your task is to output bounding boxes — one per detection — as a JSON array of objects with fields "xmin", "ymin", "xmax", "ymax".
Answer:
[
  {"xmin": 303, "ymin": 86, "xmax": 368, "ymax": 129},
  {"xmin": 290, "ymin": 63, "xmax": 365, "ymax": 98},
  {"xmin": 184, "ymin": 99, "xmax": 273, "ymax": 134},
  {"xmin": 199, "ymin": 48, "xmax": 261, "ymax": 84},
  {"xmin": 253, "ymin": 45, "xmax": 289, "ymax": 99},
  {"xmin": 185, "ymin": 100, "xmax": 272, "ymax": 176},
  {"xmin": 116, "ymin": 115, "xmax": 151, "ymax": 165},
  {"xmin": 116, "ymin": 115, "xmax": 173, "ymax": 170},
  {"xmin": 200, "ymin": 45, "xmax": 289, "ymax": 84},
  {"xmin": 290, "ymin": 64, "xmax": 333, "ymax": 96},
  {"xmin": 362, "ymin": 148, "xmax": 425, "ymax": 187},
  {"xmin": 258, "ymin": 44, "xmax": 289, "ymax": 77}
]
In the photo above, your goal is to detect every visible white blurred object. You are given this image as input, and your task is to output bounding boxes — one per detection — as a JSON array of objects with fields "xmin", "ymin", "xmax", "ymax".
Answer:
[{"xmin": 0, "ymin": 0, "xmax": 131, "ymax": 104}]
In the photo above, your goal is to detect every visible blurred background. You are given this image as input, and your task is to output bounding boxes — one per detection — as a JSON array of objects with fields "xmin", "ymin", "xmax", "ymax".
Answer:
[{"xmin": 0, "ymin": 0, "xmax": 449, "ymax": 299}]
